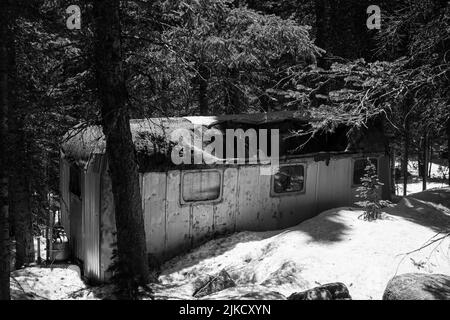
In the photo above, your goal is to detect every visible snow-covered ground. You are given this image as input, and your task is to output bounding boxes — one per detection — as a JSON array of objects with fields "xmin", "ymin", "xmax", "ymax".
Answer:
[
  {"xmin": 395, "ymin": 181, "xmax": 449, "ymax": 196},
  {"xmin": 150, "ymin": 188, "xmax": 450, "ymax": 300},
  {"xmin": 11, "ymin": 188, "xmax": 450, "ymax": 300},
  {"xmin": 395, "ymin": 160, "xmax": 449, "ymax": 180},
  {"xmin": 394, "ymin": 161, "xmax": 449, "ymax": 196}
]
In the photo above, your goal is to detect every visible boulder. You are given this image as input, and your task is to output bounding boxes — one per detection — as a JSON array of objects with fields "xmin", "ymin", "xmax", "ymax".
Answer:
[
  {"xmin": 288, "ymin": 282, "xmax": 351, "ymax": 300},
  {"xmin": 193, "ymin": 269, "xmax": 236, "ymax": 298},
  {"xmin": 383, "ymin": 273, "xmax": 450, "ymax": 300}
]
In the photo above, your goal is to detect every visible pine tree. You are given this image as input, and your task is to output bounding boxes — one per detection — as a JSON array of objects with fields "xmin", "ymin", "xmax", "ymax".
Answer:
[{"xmin": 355, "ymin": 158, "xmax": 384, "ymax": 221}]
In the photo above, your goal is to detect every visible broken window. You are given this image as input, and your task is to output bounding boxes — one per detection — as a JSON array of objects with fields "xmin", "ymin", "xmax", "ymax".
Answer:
[
  {"xmin": 353, "ymin": 158, "xmax": 378, "ymax": 185},
  {"xmin": 273, "ymin": 164, "xmax": 305, "ymax": 194},
  {"xmin": 182, "ymin": 170, "xmax": 222, "ymax": 203}
]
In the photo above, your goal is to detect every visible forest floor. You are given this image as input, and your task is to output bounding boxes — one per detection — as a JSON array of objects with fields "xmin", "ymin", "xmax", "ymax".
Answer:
[{"xmin": 10, "ymin": 186, "xmax": 450, "ymax": 300}]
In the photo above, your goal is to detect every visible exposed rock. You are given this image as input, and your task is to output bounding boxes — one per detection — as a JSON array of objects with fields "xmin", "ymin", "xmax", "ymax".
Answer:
[
  {"xmin": 193, "ymin": 269, "xmax": 236, "ymax": 298},
  {"xmin": 288, "ymin": 282, "xmax": 351, "ymax": 300},
  {"xmin": 383, "ymin": 273, "xmax": 450, "ymax": 300}
]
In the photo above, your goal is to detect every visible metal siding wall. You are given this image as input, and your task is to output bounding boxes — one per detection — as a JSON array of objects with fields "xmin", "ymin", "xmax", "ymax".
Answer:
[
  {"xmin": 142, "ymin": 172, "xmax": 167, "ymax": 259},
  {"xmin": 83, "ymin": 169, "xmax": 101, "ymax": 280},
  {"xmin": 165, "ymin": 171, "xmax": 191, "ymax": 258},
  {"xmin": 59, "ymin": 159, "xmax": 71, "ymax": 237},
  {"xmin": 235, "ymin": 166, "xmax": 261, "ymax": 230},
  {"xmin": 275, "ymin": 162, "xmax": 318, "ymax": 229},
  {"xmin": 96, "ymin": 155, "xmax": 388, "ymax": 281},
  {"xmin": 69, "ymin": 169, "xmax": 84, "ymax": 262},
  {"xmin": 317, "ymin": 158, "xmax": 353, "ymax": 213},
  {"xmin": 213, "ymin": 168, "xmax": 238, "ymax": 236}
]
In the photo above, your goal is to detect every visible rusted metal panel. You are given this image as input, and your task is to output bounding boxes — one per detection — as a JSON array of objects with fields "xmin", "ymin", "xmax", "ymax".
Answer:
[
  {"xmin": 191, "ymin": 203, "xmax": 214, "ymax": 247},
  {"xmin": 164, "ymin": 170, "xmax": 191, "ymax": 258},
  {"xmin": 142, "ymin": 172, "xmax": 167, "ymax": 259},
  {"xmin": 235, "ymin": 166, "xmax": 261, "ymax": 231},
  {"xmin": 213, "ymin": 168, "xmax": 238, "ymax": 236},
  {"xmin": 187, "ymin": 169, "xmax": 224, "ymax": 246},
  {"xmin": 255, "ymin": 167, "xmax": 279, "ymax": 230}
]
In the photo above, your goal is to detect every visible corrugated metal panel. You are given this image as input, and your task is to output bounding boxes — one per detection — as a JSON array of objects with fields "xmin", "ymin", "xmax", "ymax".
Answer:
[
  {"xmin": 82, "ymin": 169, "xmax": 101, "ymax": 280},
  {"xmin": 70, "ymin": 177, "xmax": 83, "ymax": 262},
  {"xmin": 59, "ymin": 159, "xmax": 71, "ymax": 237}
]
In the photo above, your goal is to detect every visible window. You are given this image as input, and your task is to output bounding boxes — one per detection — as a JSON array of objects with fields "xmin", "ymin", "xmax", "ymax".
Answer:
[
  {"xmin": 69, "ymin": 165, "xmax": 81, "ymax": 197},
  {"xmin": 181, "ymin": 170, "xmax": 222, "ymax": 203},
  {"xmin": 353, "ymin": 158, "xmax": 378, "ymax": 185},
  {"xmin": 273, "ymin": 164, "xmax": 305, "ymax": 195}
]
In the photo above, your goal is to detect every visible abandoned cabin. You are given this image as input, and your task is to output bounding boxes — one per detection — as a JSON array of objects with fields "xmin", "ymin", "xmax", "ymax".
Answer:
[{"xmin": 60, "ymin": 111, "xmax": 391, "ymax": 281}]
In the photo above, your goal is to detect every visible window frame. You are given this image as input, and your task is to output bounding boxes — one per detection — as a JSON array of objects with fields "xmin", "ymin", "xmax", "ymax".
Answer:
[
  {"xmin": 351, "ymin": 156, "xmax": 380, "ymax": 187},
  {"xmin": 270, "ymin": 163, "xmax": 307, "ymax": 197},
  {"xmin": 180, "ymin": 169, "xmax": 223, "ymax": 205}
]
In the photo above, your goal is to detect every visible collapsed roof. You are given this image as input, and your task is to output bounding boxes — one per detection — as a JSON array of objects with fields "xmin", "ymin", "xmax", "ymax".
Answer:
[{"xmin": 61, "ymin": 111, "xmax": 387, "ymax": 171}]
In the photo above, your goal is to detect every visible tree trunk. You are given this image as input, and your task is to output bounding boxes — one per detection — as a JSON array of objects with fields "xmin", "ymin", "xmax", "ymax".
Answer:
[
  {"xmin": 447, "ymin": 120, "xmax": 450, "ymax": 185},
  {"xmin": 390, "ymin": 146, "xmax": 396, "ymax": 195},
  {"xmin": 428, "ymin": 139, "xmax": 432, "ymax": 178},
  {"xmin": 422, "ymin": 133, "xmax": 427, "ymax": 191},
  {"xmin": 8, "ymin": 33, "xmax": 34, "ymax": 268},
  {"xmin": 0, "ymin": 0, "xmax": 11, "ymax": 300},
  {"xmin": 10, "ymin": 163, "xmax": 34, "ymax": 269},
  {"xmin": 93, "ymin": 0, "xmax": 149, "ymax": 294},
  {"xmin": 402, "ymin": 124, "xmax": 409, "ymax": 197}
]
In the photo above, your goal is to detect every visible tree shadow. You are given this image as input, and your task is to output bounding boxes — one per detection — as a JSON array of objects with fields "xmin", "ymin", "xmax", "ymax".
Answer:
[
  {"xmin": 286, "ymin": 209, "xmax": 352, "ymax": 244},
  {"xmin": 385, "ymin": 189, "xmax": 450, "ymax": 234}
]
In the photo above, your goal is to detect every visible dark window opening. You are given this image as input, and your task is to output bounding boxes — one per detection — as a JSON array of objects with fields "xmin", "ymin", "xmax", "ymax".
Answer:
[{"xmin": 273, "ymin": 165, "xmax": 305, "ymax": 194}]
